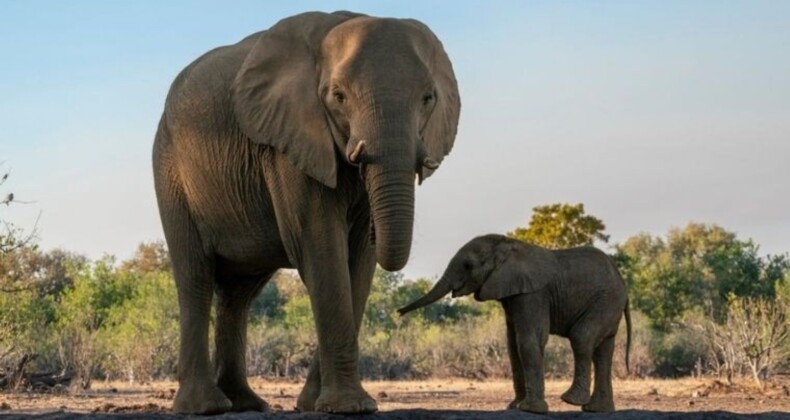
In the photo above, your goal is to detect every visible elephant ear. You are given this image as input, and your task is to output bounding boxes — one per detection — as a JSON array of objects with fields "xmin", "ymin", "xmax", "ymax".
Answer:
[
  {"xmin": 404, "ymin": 19, "xmax": 461, "ymax": 180},
  {"xmin": 476, "ymin": 242, "xmax": 556, "ymax": 301},
  {"xmin": 232, "ymin": 11, "xmax": 365, "ymax": 188}
]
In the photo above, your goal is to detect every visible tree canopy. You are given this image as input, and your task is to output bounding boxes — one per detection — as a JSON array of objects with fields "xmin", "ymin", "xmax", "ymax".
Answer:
[
  {"xmin": 508, "ymin": 203, "xmax": 609, "ymax": 249},
  {"xmin": 615, "ymin": 222, "xmax": 789, "ymax": 330}
]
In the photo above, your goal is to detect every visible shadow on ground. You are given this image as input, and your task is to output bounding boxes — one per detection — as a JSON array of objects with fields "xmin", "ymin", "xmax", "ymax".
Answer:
[{"xmin": 2, "ymin": 410, "xmax": 788, "ymax": 419}]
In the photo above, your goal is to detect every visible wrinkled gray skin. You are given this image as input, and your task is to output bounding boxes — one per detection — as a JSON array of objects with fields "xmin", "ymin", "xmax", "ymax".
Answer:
[
  {"xmin": 152, "ymin": 11, "xmax": 459, "ymax": 414},
  {"xmin": 399, "ymin": 234, "xmax": 631, "ymax": 413}
]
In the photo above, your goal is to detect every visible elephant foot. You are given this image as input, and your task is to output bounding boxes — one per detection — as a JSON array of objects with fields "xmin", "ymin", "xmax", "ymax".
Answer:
[
  {"xmin": 315, "ymin": 386, "xmax": 377, "ymax": 414},
  {"xmin": 296, "ymin": 378, "xmax": 321, "ymax": 412},
  {"xmin": 583, "ymin": 398, "xmax": 615, "ymax": 413},
  {"xmin": 219, "ymin": 382, "xmax": 269, "ymax": 412},
  {"xmin": 561, "ymin": 385, "xmax": 591, "ymax": 406},
  {"xmin": 517, "ymin": 398, "xmax": 548, "ymax": 414},
  {"xmin": 173, "ymin": 381, "xmax": 232, "ymax": 414},
  {"xmin": 507, "ymin": 398, "xmax": 523, "ymax": 410}
]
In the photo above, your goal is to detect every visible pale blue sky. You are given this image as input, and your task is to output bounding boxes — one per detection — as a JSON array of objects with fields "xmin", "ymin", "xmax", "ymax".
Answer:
[{"xmin": 2, "ymin": 1, "xmax": 789, "ymax": 279}]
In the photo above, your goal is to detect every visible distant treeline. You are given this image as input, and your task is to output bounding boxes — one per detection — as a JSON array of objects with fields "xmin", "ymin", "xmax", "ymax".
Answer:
[{"xmin": 1, "ymin": 213, "xmax": 788, "ymax": 389}]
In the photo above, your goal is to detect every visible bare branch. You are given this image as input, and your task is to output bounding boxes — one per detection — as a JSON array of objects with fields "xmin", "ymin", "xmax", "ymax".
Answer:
[{"xmin": 0, "ymin": 212, "xmax": 40, "ymax": 256}]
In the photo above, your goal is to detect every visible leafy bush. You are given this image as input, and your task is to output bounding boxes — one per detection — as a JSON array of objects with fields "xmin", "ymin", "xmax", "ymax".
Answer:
[
  {"xmin": 1, "ymin": 220, "xmax": 788, "ymax": 385},
  {"xmin": 99, "ymin": 271, "xmax": 179, "ymax": 383}
]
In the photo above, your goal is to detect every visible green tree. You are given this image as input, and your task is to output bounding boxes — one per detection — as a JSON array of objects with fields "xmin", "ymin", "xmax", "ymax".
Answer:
[
  {"xmin": 0, "ymin": 285, "xmax": 57, "ymax": 371},
  {"xmin": 121, "ymin": 241, "xmax": 170, "ymax": 273},
  {"xmin": 0, "ymin": 246, "xmax": 86, "ymax": 373},
  {"xmin": 616, "ymin": 223, "xmax": 789, "ymax": 329},
  {"xmin": 364, "ymin": 267, "xmax": 404, "ymax": 330},
  {"xmin": 246, "ymin": 271, "xmax": 314, "ymax": 377},
  {"xmin": 100, "ymin": 271, "xmax": 179, "ymax": 382},
  {"xmin": 776, "ymin": 270, "xmax": 790, "ymax": 309},
  {"xmin": 250, "ymin": 271, "xmax": 304, "ymax": 322},
  {"xmin": 56, "ymin": 258, "xmax": 137, "ymax": 388},
  {"xmin": 508, "ymin": 203, "xmax": 608, "ymax": 249}
]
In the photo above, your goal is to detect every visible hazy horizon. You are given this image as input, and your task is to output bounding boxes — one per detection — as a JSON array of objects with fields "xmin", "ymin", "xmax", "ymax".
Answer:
[{"xmin": 2, "ymin": 0, "xmax": 789, "ymax": 280}]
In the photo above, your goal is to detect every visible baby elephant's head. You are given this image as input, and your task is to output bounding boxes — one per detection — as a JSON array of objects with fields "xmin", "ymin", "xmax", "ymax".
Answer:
[{"xmin": 398, "ymin": 234, "xmax": 554, "ymax": 315}]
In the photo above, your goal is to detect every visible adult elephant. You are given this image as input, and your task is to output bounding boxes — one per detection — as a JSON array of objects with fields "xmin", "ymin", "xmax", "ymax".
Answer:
[{"xmin": 152, "ymin": 11, "xmax": 459, "ymax": 415}]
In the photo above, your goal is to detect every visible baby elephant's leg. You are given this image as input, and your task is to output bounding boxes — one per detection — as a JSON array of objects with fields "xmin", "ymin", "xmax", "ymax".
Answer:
[
  {"xmin": 561, "ymin": 329, "xmax": 595, "ymax": 405},
  {"xmin": 583, "ymin": 335, "xmax": 616, "ymax": 412},
  {"xmin": 505, "ymin": 320, "xmax": 526, "ymax": 409},
  {"xmin": 514, "ymin": 331, "xmax": 548, "ymax": 414},
  {"xmin": 504, "ymin": 294, "xmax": 550, "ymax": 413}
]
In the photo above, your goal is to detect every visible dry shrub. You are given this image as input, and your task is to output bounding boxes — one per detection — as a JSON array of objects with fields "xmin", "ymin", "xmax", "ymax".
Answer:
[
  {"xmin": 544, "ymin": 337, "xmax": 572, "ymax": 378},
  {"xmin": 614, "ymin": 309, "xmax": 654, "ymax": 378}
]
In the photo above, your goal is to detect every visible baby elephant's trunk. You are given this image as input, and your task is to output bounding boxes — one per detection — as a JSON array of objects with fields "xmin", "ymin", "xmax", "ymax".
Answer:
[{"xmin": 398, "ymin": 276, "xmax": 453, "ymax": 315}]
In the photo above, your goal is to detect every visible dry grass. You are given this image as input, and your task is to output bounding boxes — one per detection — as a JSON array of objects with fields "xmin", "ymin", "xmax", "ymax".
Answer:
[{"xmin": 0, "ymin": 377, "xmax": 788, "ymax": 415}]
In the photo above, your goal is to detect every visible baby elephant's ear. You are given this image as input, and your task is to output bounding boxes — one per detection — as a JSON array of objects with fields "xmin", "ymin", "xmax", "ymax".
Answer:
[{"xmin": 477, "ymin": 242, "xmax": 556, "ymax": 301}]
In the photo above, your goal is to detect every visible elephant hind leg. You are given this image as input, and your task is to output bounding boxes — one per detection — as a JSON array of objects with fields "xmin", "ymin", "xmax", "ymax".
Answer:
[
  {"xmin": 583, "ymin": 335, "xmax": 616, "ymax": 413},
  {"xmin": 296, "ymin": 356, "xmax": 321, "ymax": 412},
  {"xmin": 155, "ymin": 159, "xmax": 231, "ymax": 414},
  {"xmin": 214, "ymin": 272, "xmax": 274, "ymax": 412},
  {"xmin": 561, "ymin": 335, "xmax": 593, "ymax": 406}
]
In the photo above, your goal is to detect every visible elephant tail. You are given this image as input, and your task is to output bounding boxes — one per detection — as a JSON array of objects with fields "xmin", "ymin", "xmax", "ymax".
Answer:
[{"xmin": 624, "ymin": 297, "xmax": 632, "ymax": 375}]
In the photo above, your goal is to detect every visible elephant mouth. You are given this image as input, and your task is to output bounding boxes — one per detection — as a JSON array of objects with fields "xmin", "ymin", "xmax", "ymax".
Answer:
[{"xmin": 451, "ymin": 284, "xmax": 475, "ymax": 298}]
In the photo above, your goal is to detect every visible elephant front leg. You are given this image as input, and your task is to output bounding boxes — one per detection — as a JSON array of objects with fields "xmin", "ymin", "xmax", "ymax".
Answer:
[
  {"xmin": 515, "ymin": 332, "xmax": 549, "ymax": 414},
  {"xmin": 505, "ymin": 317, "xmax": 526, "ymax": 409},
  {"xmin": 300, "ymin": 248, "xmax": 376, "ymax": 413},
  {"xmin": 297, "ymin": 219, "xmax": 376, "ymax": 413}
]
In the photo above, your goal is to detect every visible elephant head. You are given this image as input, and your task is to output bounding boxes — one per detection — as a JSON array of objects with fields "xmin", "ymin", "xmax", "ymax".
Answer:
[
  {"xmin": 398, "ymin": 235, "xmax": 558, "ymax": 314},
  {"xmin": 232, "ymin": 12, "xmax": 460, "ymax": 271}
]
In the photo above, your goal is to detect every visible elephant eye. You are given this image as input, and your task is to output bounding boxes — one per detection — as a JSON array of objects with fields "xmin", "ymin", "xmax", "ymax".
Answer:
[
  {"xmin": 333, "ymin": 91, "xmax": 346, "ymax": 104},
  {"xmin": 463, "ymin": 260, "xmax": 473, "ymax": 271},
  {"xmin": 422, "ymin": 91, "xmax": 435, "ymax": 106}
]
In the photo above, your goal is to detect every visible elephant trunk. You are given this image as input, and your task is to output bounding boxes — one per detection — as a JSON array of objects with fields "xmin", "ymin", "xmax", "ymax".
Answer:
[
  {"xmin": 367, "ymin": 166, "xmax": 415, "ymax": 271},
  {"xmin": 398, "ymin": 275, "xmax": 453, "ymax": 315}
]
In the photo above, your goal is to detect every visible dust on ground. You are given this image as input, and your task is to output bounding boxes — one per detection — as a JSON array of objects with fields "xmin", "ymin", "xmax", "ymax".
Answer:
[{"xmin": 1, "ymin": 377, "xmax": 788, "ymax": 418}]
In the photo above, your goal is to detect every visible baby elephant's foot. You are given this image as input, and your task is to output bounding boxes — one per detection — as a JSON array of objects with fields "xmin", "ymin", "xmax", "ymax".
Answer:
[
  {"xmin": 561, "ymin": 386, "xmax": 591, "ymax": 406},
  {"xmin": 517, "ymin": 398, "xmax": 548, "ymax": 414},
  {"xmin": 506, "ymin": 398, "xmax": 523, "ymax": 410},
  {"xmin": 583, "ymin": 398, "xmax": 615, "ymax": 413}
]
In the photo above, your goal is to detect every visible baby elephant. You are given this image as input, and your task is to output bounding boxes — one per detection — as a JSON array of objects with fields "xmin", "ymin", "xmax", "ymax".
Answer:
[{"xmin": 399, "ymin": 234, "xmax": 631, "ymax": 413}]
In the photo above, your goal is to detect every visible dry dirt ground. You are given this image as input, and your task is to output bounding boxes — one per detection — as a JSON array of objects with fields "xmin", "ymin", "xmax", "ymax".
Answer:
[{"xmin": 1, "ymin": 377, "xmax": 788, "ymax": 419}]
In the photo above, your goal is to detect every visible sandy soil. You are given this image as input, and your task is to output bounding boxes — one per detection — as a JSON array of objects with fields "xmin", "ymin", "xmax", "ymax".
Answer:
[{"xmin": 1, "ymin": 377, "xmax": 788, "ymax": 418}]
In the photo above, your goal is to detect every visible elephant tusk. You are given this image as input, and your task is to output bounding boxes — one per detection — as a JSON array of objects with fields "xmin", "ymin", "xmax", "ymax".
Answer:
[
  {"xmin": 349, "ymin": 140, "xmax": 366, "ymax": 163},
  {"xmin": 422, "ymin": 157, "xmax": 439, "ymax": 170}
]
